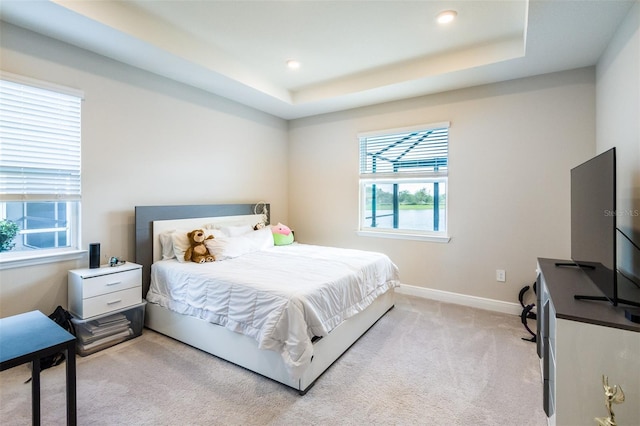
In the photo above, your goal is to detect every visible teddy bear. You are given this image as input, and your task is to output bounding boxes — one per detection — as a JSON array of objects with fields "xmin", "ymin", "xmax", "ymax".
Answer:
[{"xmin": 184, "ymin": 229, "xmax": 215, "ymax": 263}]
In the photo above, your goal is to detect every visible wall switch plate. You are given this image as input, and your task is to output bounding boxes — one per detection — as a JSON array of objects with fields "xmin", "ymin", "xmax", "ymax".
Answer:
[{"xmin": 496, "ymin": 269, "xmax": 506, "ymax": 282}]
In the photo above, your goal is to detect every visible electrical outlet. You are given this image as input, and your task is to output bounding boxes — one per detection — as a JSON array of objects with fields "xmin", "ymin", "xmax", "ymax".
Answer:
[{"xmin": 496, "ymin": 269, "xmax": 506, "ymax": 282}]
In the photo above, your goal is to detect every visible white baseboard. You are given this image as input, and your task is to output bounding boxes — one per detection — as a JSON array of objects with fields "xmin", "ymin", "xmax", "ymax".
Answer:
[{"xmin": 396, "ymin": 283, "xmax": 522, "ymax": 316}]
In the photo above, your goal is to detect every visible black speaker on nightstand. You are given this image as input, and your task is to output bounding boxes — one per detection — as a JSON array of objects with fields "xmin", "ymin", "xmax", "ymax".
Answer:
[{"xmin": 89, "ymin": 243, "xmax": 100, "ymax": 269}]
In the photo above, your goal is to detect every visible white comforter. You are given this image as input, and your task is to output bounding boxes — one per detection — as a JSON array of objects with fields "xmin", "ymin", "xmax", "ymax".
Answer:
[{"xmin": 146, "ymin": 243, "xmax": 399, "ymax": 378}]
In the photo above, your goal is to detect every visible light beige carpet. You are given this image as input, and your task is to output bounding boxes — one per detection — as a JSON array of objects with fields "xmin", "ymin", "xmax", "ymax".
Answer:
[{"xmin": 0, "ymin": 294, "xmax": 547, "ymax": 425}]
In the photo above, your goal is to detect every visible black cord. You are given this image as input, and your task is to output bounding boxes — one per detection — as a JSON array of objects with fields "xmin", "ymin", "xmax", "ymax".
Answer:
[
  {"xmin": 618, "ymin": 269, "xmax": 640, "ymax": 289},
  {"xmin": 616, "ymin": 227, "xmax": 640, "ymax": 289},
  {"xmin": 617, "ymin": 227, "xmax": 640, "ymax": 252}
]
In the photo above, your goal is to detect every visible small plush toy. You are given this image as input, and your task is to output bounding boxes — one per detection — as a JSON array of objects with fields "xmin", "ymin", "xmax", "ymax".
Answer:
[
  {"xmin": 271, "ymin": 223, "xmax": 294, "ymax": 246},
  {"xmin": 184, "ymin": 229, "xmax": 215, "ymax": 263}
]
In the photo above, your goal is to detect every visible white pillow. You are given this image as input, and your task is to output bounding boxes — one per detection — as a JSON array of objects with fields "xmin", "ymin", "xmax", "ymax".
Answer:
[
  {"xmin": 172, "ymin": 229, "xmax": 226, "ymax": 262},
  {"xmin": 159, "ymin": 230, "xmax": 178, "ymax": 260},
  {"xmin": 205, "ymin": 227, "xmax": 274, "ymax": 261},
  {"xmin": 219, "ymin": 224, "xmax": 254, "ymax": 237}
]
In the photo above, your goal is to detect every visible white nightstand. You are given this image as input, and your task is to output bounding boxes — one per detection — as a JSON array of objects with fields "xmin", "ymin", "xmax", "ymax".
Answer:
[{"xmin": 68, "ymin": 262, "xmax": 142, "ymax": 319}]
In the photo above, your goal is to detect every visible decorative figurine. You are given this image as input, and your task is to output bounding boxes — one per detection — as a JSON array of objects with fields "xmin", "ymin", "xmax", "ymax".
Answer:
[{"xmin": 595, "ymin": 375, "xmax": 625, "ymax": 426}]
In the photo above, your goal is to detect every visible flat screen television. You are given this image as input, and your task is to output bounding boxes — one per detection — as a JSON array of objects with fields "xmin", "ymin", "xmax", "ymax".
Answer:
[{"xmin": 570, "ymin": 147, "xmax": 640, "ymax": 309}]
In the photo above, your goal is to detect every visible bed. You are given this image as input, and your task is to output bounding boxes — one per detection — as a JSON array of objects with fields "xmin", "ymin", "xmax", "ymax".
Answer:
[{"xmin": 135, "ymin": 203, "xmax": 399, "ymax": 394}]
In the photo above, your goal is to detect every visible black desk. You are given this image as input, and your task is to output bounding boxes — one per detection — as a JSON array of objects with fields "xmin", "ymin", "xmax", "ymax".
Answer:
[{"xmin": 0, "ymin": 310, "xmax": 77, "ymax": 425}]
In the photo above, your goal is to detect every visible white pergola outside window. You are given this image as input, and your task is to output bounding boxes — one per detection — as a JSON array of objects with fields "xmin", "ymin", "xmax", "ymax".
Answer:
[{"xmin": 358, "ymin": 122, "xmax": 450, "ymax": 242}]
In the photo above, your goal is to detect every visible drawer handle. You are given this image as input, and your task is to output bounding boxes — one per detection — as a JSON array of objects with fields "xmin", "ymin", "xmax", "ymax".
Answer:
[
  {"xmin": 106, "ymin": 281, "xmax": 122, "ymax": 286},
  {"xmin": 106, "ymin": 299, "xmax": 122, "ymax": 305}
]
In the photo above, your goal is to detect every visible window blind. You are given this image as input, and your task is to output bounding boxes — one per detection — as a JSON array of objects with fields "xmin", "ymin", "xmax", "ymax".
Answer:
[
  {"xmin": 0, "ymin": 78, "xmax": 81, "ymax": 201},
  {"xmin": 359, "ymin": 125, "xmax": 449, "ymax": 177}
]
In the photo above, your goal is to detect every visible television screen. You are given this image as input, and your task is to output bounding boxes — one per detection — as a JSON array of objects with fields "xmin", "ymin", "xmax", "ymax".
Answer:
[{"xmin": 571, "ymin": 148, "xmax": 617, "ymax": 304}]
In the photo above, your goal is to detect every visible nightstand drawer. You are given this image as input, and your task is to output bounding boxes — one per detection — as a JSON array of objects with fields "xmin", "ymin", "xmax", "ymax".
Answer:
[
  {"xmin": 81, "ymin": 268, "xmax": 141, "ymax": 298},
  {"xmin": 80, "ymin": 287, "xmax": 142, "ymax": 318}
]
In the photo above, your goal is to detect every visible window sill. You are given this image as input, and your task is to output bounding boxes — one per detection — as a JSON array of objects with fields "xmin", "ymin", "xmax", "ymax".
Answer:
[
  {"xmin": 357, "ymin": 230, "xmax": 450, "ymax": 243},
  {"xmin": 0, "ymin": 249, "xmax": 86, "ymax": 270}
]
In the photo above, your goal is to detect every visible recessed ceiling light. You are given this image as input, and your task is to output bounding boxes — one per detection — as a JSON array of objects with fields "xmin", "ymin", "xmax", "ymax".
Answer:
[
  {"xmin": 437, "ymin": 10, "xmax": 457, "ymax": 24},
  {"xmin": 286, "ymin": 59, "xmax": 301, "ymax": 70}
]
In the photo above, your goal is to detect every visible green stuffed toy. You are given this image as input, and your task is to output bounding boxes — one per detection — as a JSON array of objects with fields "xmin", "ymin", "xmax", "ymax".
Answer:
[{"xmin": 271, "ymin": 223, "xmax": 294, "ymax": 246}]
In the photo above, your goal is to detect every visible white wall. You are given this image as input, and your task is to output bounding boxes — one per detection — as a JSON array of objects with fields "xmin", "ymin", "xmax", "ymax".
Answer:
[
  {"xmin": 0, "ymin": 15, "xmax": 617, "ymax": 315},
  {"xmin": 288, "ymin": 68, "xmax": 596, "ymax": 304},
  {"xmin": 0, "ymin": 23, "xmax": 289, "ymax": 317},
  {"xmin": 597, "ymin": 1, "xmax": 640, "ymax": 281}
]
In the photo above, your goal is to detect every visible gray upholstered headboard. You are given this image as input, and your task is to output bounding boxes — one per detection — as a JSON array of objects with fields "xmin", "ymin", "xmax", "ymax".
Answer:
[{"xmin": 134, "ymin": 203, "xmax": 269, "ymax": 296}]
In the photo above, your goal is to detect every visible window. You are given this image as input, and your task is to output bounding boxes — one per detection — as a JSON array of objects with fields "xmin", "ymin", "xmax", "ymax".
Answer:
[
  {"xmin": 0, "ymin": 73, "xmax": 83, "ymax": 263},
  {"xmin": 358, "ymin": 122, "xmax": 449, "ymax": 241}
]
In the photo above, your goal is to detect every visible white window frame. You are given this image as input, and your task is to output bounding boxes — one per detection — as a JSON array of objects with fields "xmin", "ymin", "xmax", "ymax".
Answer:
[
  {"xmin": 357, "ymin": 122, "xmax": 450, "ymax": 243},
  {"xmin": 0, "ymin": 72, "xmax": 84, "ymax": 269}
]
